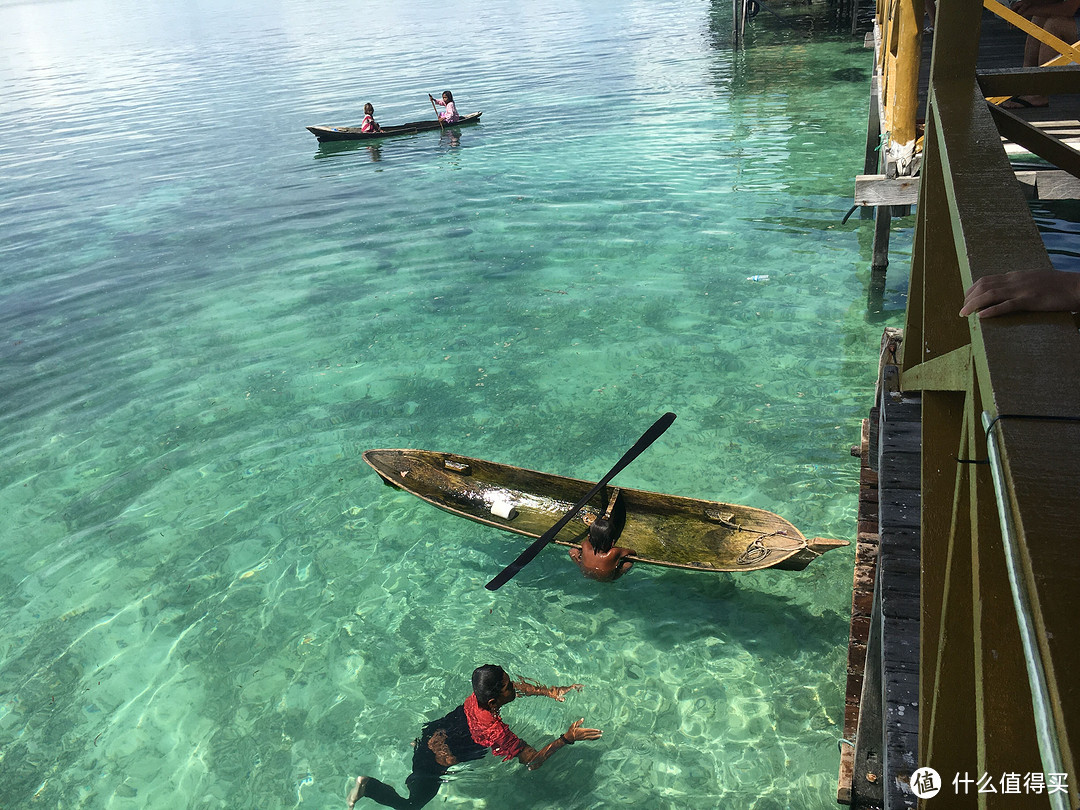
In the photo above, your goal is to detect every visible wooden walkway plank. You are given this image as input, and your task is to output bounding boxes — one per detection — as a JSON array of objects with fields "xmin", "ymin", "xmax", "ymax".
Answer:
[
  {"xmin": 876, "ymin": 386, "xmax": 922, "ymax": 810},
  {"xmin": 844, "ymin": 349, "xmax": 922, "ymax": 809}
]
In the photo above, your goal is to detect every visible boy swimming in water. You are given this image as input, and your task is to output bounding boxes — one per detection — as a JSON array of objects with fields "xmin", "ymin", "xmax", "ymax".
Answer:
[{"xmin": 347, "ymin": 664, "xmax": 601, "ymax": 809}]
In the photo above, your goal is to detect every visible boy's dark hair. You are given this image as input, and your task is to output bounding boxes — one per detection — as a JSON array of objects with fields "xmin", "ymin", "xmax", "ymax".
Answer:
[
  {"xmin": 472, "ymin": 664, "xmax": 506, "ymax": 706},
  {"xmin": 589, "ymin": 518, "xmax": 614, "ymax": 553},
  {"xmin": 590, "ymin": 491, "xmax": 627, "ymax": 553}
]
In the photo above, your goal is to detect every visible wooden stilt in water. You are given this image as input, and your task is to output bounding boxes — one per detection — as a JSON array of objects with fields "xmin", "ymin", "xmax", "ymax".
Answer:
[
  {"xmin": 866, "ymin": 266, "xmax": 886, "ymax": 315},
  {"xmin": 871, "ymin": 204, "xmax": 891, "ymax": 274},
  {"xmin": 866, "ymin": 203, "xmax": 891, "ymax": 313},
  {"xmin": 732, "ymin": 0, "xmax": 747, "ymax": 48},
  {"xmin": 861, "ymin": 76, "xmax": 881, "ymax": 220}
]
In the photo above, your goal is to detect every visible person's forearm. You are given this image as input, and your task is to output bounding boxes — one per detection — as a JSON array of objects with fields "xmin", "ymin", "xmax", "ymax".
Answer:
[
  {"xmin": 525, "ymin": 734, "xmax": 573, "ymax": 771},
  {"xmin": 514, "ymin": 677, "xmax": 558, "ymax": 698}
]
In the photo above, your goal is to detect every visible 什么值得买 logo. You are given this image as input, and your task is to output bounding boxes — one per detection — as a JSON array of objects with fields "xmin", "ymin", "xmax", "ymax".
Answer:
[
  {"xmin": 910, "ymin": 767, "xmax": 941, "ymax": 799},
  {"xmin": 909, "ymin": 767, "xmax": 1070, "ymax": 799}
]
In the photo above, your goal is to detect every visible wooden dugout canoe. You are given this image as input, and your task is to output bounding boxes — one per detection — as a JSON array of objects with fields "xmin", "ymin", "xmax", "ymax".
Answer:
[
  {"xmin": 363, "ymin": 449, "xmax": 848, "ymax": 573},
  {"xmin": 306, "ymin": 112, "xmax": 482, "ymax": 142}
]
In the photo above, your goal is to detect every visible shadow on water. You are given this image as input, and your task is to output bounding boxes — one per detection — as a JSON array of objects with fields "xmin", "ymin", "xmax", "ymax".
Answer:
[
  {"xmin": 832, "ymin": 66, "xmax": 869, "ymax": 82},
  {"xmin": 313, "ymin": 139, "xmax": 386, "ymax": 162},
  {"xmin": 469, "ymin": 551, "xmax": 848, "ymax": 663},
  {"xmin": 312, "ymin": 126, "xmax": 470, "ymax": 161}
]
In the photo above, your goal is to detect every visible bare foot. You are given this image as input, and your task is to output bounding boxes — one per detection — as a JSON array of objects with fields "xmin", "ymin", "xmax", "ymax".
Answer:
[
  {"xmin": 347, "ymin": 776, "xmax": 369, "ymax": 809},
  {"xmin": 1001, "ymin": 95, "xmax": 1049, "ymax": 109}
]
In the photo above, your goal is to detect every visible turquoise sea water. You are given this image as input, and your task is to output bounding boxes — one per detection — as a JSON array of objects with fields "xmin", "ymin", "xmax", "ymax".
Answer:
[{"xmin": 1, "ymin": 0, "xmax": 907, "ymax": 807}]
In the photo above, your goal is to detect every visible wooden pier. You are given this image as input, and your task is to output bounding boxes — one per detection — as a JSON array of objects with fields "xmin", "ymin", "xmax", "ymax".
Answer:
[
  {"xmin": 856, "ymin": 0, "xmax": 1080, "ymax": 281},
  {"xmin": 840, "ymin": 1, "xmax": 1080, "ymax": 807},
  {"xmin": 840, "ymin": 330, "xmax": 923, "ymax": 809}
]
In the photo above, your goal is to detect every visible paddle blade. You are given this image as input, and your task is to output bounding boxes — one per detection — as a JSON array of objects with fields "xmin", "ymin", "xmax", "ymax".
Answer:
[{"xmin": 484, "ymin": 412, "xmax": 676, "ymax": 591}]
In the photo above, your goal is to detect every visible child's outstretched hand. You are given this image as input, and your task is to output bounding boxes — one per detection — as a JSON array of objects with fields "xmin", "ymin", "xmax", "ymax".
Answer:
[{"xmin": 549, "ymin": 684, "xmax": 584, "ymax": 702}]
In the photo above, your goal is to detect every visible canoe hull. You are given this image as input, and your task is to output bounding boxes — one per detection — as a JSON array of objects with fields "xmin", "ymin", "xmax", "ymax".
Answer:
[
  {"xmin": 306, "ymin": 112, "xmax": 482, "ymax": 142},
  {"xmin": 362, "ymin": 449, "xmax": 847, "ymax": 573}
]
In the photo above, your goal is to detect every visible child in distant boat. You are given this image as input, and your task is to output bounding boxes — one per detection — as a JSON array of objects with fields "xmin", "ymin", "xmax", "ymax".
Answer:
[
  {"xmin": 360, "ymin": 103, "xmax": 381, "ymax": 133},
  {"xmin": 429, "ymin": 90, "xmax": 460, "ymax": 123}
]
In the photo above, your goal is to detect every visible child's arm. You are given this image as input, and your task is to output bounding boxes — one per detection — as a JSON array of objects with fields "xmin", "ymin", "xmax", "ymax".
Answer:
[{"xmin": 514, "ymin": 677, "xmax": 584, "ymax": 701}]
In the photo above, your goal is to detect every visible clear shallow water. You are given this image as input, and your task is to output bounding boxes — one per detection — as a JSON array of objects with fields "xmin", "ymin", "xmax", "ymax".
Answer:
[{"xmin": 1, "ymin": 0, "xmax": 905, "ymax": 807}]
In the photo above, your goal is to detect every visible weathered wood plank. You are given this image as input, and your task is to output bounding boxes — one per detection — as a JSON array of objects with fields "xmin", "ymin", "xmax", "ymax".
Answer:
[
  {"xmin": 851, "ymin": 568, "xmax": 885, "ymax": 809},
  {"xmin": 857, "ymin": 167, "xmax": 1080, "ymax": 208},
  {"xmin": 840, "ymin": 414, "xmax": 885, "ymax": 806},
  {"xmin": 880, "ymin": 420, "xmax": 921, "ymax": 445},
  {"xmin": 976, "ymin": 64, "xmax": 1080, "ymax": 98},
  {"xmin": 876, "ymin": 389, "xmax": 922, "ymax": 810},
  {"xmin": 855, "ymin": 174, "xmax": 920, "ymax": 206},
  {"xmin": 879, "ymin": 487, "xmax": 920, "ymax": 530},
  {"xmin": 878, "ymin": 458, "xmax": 920, "ymax": 493},
  {"xmin": 880, "ymin": 544, "xmax": 920, "ymax": 574},
  {"xmin": 1033, "ymin": 169, "xmax": 1080, "ymax": 199},
  {"xmin": 880, "ymin": 394, "xmax": 921, "ymax": 424}
]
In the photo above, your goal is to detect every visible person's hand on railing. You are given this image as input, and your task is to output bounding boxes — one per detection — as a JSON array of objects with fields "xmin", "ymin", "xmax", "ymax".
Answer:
[{"xmin": 960, "ymin": 269, "xmax": 1080, "ymax": 318}]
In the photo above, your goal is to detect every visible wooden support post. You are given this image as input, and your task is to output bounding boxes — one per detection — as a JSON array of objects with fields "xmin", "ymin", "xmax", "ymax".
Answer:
[
  {"xmin": 882, "ymin": 0, "xmax": 923, "ymax": 173},
  {"xmin": 732, "ymin": 0, "xmax": 746, "ymax": 48},
  {"xmin": 871, "ymin": 204, "xmax": 891, "ymax": 275},
  {"xmin": 862, "ymin": 76, "xmax": 882, "ymax": 219},
  {"xmin": 867, "ymin": 266, "xmax": 886, "ymax": 315}
]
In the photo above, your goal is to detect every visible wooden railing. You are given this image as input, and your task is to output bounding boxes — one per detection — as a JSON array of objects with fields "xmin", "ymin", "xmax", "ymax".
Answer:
[{"xmin": 894, "ymin": 0, "xmax": 1080, "ymax": 805}]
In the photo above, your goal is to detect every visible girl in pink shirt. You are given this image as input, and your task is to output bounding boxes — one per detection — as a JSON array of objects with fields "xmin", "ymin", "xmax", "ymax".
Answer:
[{"xmin": 429, "ymin": 90, "xmax": 460, "ymax": 123}]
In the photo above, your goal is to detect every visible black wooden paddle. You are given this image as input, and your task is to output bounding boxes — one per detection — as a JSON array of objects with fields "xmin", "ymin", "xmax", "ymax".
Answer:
[
  {"xmin": 429, "ymin": 95, "xmax": 444, "ymax": 130},
  {"xmin": 484, "ymin": 412, "xmax": 677, "ymax": 591}
]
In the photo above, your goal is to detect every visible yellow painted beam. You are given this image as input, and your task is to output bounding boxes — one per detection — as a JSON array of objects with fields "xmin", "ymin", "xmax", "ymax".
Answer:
[
  {"xmin": 900, "ymin": 345, "xmax": 971, "ymax": 392},
  {"xmin": 983, "ymin": 0, "xmax": 1080, "ymax": 104},
  {"xmin": 883, "ymin": 0, "xmax": 923, "ymax": 158}
]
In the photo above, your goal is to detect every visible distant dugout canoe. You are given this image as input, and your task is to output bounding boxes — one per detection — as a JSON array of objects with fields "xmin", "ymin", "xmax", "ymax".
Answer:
[
  {"xmin": 363, "ymin": 449, "xmax": 848, "ymax": 573},
  {"xmin": 306, "ymin": 112, "xmax": 482, "ymax": 142}
]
